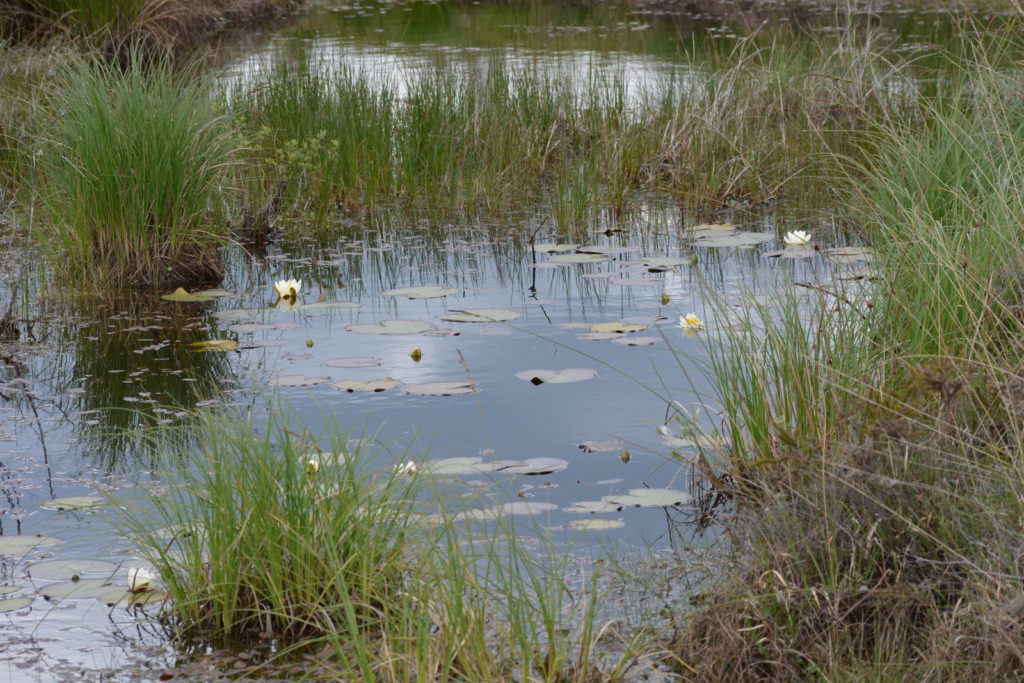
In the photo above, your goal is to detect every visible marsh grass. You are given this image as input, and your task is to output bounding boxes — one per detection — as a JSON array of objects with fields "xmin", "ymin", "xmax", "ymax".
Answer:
[
  {"xmin": 673, "ymin": 29, "xmax": 1024, "ymax": 680},
  {"xmin": 123, "ymin": 409, "xmax": 646, "ymax": 680},
  {"xmin": 40, "ymin": 52, "xmax": 237, "ymax": 288}
]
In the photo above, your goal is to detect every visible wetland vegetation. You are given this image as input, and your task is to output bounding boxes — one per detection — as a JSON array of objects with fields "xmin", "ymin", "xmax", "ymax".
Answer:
[{"xmin": 1, "ymin": 0, "xmax": 1024, "ymax": 680}]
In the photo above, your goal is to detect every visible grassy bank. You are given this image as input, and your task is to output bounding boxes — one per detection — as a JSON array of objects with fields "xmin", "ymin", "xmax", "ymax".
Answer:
[{"xmin": 673, "ymin": 29, "xmax": 1024, "ymax": 680}]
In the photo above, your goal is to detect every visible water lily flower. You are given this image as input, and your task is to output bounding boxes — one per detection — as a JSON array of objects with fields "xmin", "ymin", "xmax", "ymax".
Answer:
[
  {"xmin": 276, "ymin": 296, "xmax": 300, "ymax": 312},
  {"xmin": 680, "ymin": 313, "xmax": 703, "ymax": 331},
  {"xmin": 395, "ymin": 461, "xmax": 417, "ymax": 475},
  {"xmin": 306, "ymin": 459, "xmax": 320, "ymax": 476},
  {"xmin": 657, "ymin": 425, "xmax": 671, "ymax": 436},
  {"xmin": 783, "ymin": 230, "xmax": 812, "ymax": 247},
  {"xmin": 274, "ymin": 278, "xmax": 302, "ymax": 299},
  {"xmin": 128, "ymin": 567, "xmax": 157, "ymax": 593}
]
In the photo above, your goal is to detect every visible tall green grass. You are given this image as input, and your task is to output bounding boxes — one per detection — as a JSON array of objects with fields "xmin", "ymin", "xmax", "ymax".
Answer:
[
  {"xmin": 674, "ymin": 28, "xmax": 1024, "ymax": 680},
  {"xmin": 40, "ymin": 53, "xmax": 237, "ymax": 288}
]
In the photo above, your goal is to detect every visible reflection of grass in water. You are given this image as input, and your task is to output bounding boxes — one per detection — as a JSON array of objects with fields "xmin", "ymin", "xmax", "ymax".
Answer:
[
  {"xmin": 66, "ymin": 296, "xmax": 235, "ymax": 470},
  {"xmin": 675, "ymin": 30, "xmax": 1024, "ymax": 679},
  {"xmin": 122, "ymin": 408, "xmax": 647, "ymax": 678}
]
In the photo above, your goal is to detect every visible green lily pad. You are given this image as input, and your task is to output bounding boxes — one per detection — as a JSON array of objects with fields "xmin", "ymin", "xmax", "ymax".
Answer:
[
  {"xmin": 589, "ymin": 321, "xmax": 649, "ymax": 334},
  {"xmin": 98, "ymin": 588, "xmax": 169, "ymax": 608},
  {"xmin": 604, "ymin": 488, "xmax": 691, "ymax": 508},
  {"xmin": 690, "ymin": 231, "xmax": 774, "ymax": 248},
  {"xmin": 577, "ymin": 441, "xmax": 623, "ymax": 453},
  {"xmin": 160, "ymin": 287, "xmax": 212, "ymax": 302},
  {"xmin": 0, "ymin": 535, "xmax": 62, "ymax": 555},
  {"xmin": 578, "ymin": 332, "xmax": 623, "ymax": 341},
  {"xmin": 822, "ymin": 246, "xmax": 876, "ymax": 264},
  {"xmin": 0, "ymin": 596, "xmax": 31, "ymax": 613},
  {"xmin": 42, "ymin": 495, "xmax": 104, "ymax": 511},
  {"xmin": 403, "ymin": 381, "xmax": 477, "ymax": 396},
  {"xmin": 438, "ymin": 309, "xmax": 521, "ymax": 323},
  {"xmin": 0, "ymin": 586, "xmax": 20, "ymax": 597},
  {"xmin": 28, "ymin": 559, "xmax": 117, "ymax": 580},
  {"xmin": 500, "ymin": 458, "xmax": 569, "ymax": 475},
  {"xmin": 515, "ymin": 368, "xmax": 597, "ymax": 385},
  {"xmin": 228, "ymin": 322, "xmax": 277, "ymax": 333},
  {"xmin": 547, "ymin": 253, "xmax": 613, "ymax": 264},
  {"xmin": 564, "ymin": 500, "xmax": 623, "ymax": 514},
  {"xmin": 212, "ymin": 309, "xmax": 254, "ymax": 322},
  {"xmin": 533, "ymin": 243, "xmax": 579, "ymax": 253},
  {"xmin": 323, "ymin": 357, "xmax": 383, "ymax": 368},
  {"xmin": 195, "ymin": 288, "xmax": 235, "ymax": 298},
  {"xmin": 423, "ymin": 457, "xmax": 506, "ymax": 475},
  {"xmin": 187, "ymin": 339, "xmax": 238, "ymax": 352},
  {"xmin": 346, "ymin": 320, "xmax": 436, "ymax": 335},
  {"xmin": 455, "ymin": 501, "xmax": 559, "ymax": 521},
  {"xmin": 332, "ymin": 378, "xmax": 400, "ymax": 393},
  {"xmin": 623, "ymin": 256, "xmax": 690, "ymax": 269},
  {"xmin": 299, "ymin": 300, "xmax": 361, "ymax": 312},
  {"xmin": 610, "ymin": 336, "xmax": 660, "ymax": 346},
  {"xmin": 576, "ymin": 245, "xmax": 629, "ymax": 255},
  {"xmin": 688, "ymin": 223, "xmax": 736, "ymax": 238},
  {"xmin": 382, "ymin": 286, "xmax": 457, "ymax": 299},
  {"xmin": 269, "ymin": 374, "xmax": 330, "ymax": 387},
  {"xmin": 609, "ymin": 278, "xmax": 663, "ymax": 287},
  {"xmin": 762, "ymin": 248, "xmax": 816, "ymax": 260},
  {"xmin": 40, "ymin": 578, "xmax": 117, "ymax": 600},
  {"xmin": 567, "ymin": 518, "xmax": 624, "ymax": 531}
]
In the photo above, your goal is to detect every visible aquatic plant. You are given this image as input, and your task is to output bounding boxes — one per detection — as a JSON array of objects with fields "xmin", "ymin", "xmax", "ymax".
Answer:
[{"xmin": 40, "ymin": 52, "xmax": 237, "ymax": 288}]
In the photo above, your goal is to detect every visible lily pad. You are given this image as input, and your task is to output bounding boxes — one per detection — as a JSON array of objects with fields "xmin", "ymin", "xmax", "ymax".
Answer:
[
  {"xmin": 822, "ymin": 246, "xmax": 876, "ymax": 264},
  {"xmin": 604, "ymin": 488, "xmax": 692, "ymax": 508},
  {"xmin": 160, "ymin": 287, "xmax": 212, "ymax": 302},
  {"xmin": 577, "ymin": 441, "xmax": 623, "ymax": 453},
  {"xmin": 228, "ymin": 322, "xmax": 276, "ymax": 333},
  {"xmin": 761, "ymin": 248, "xmax": 816, "ymax": 260},
  {"xmin": 589, "ymin": 321, "xmax": 649, "ymax": 334},
  {"xmin": 577, "ymin": 332, "xmax": 622, "ymax": 341},
  {"xmin": 455, "ymin": 501, "xmax": 558, "ymax": 521},
  {"xmin": 438, "ymin": 309, "xmax": 521, "ymax": 323},
  {"xmin": 212, "ymin": 309, "xmax": 254, "ymax": 322},
  {"xmin": 690, "ymin": 231, "xmax": 774, "ymax": 248},
  {"xmin": 422, "ymin": 457, "xmax": 505, "ymax": 475},
  {"xmin": 42, "ymin": 495, "xmax": 104, "ymax": 511},
  {"xmin": 532, "ymin": 243, "xmax": 579, "ymax": 253},
  {"xmin": 98, "ymin": 588, "xmax": 169, "ymax": 608},
  {"xmin": 332, "ymin": 378, "xmax": 400, "ymax": 393},
  {"xmin": 346, "ymin": 320, "xmax": 436, "ymax": 335},
  {"xmin": 688, "ymin": 223, "xmax": 736, "ymax": 238},
  {"xmin": 0, "ymin": 535, "xmax": 62, "ymax": 555},
  {"xmin": 269, "ymin": 374, "xmax": 330, "ymax": 387},
  {"xmin": 547, "ymin": 253, "xmax": 613, "ymax": 264},
  {"xmin": 567, "ymin": 518, "xmax": 624, "ymax": 531},
  {"xmin": 515, "ymin": 368, "xmax": 597, "ymax": 385},
  {"xmin": 624, "ymin": 256, "xmax": 690, "ymax": 269},
  {"xmin": 500, "ymin": 458, "xmax": 569, "ymax": 475},
  {"xmin": 299, "ymin": 300, "xmax": 361, "ymax": 312},
  {"xmin": 40, "ymin": 579, "xmax": 117, "ymax": 600},
  {"xmin": 323, "ymin": 357, "xmax": 383, "ymax": 368},
  {"xmin": 0, "ymin": 586, "xmax": 19, "ymax": 597},
  {"xmin": 195, "ymin": 288, "xmax": 235, "ymax": 298},
  {"xmin": 609, "ymin": 278, "xmax": 663, "ymax": 287},
  {"xmin": 564, "ymin": 500, "xmax": 623, "ymax": 514},
  {"xmin": 28, "ymin": 559, "xmax": 117, "ymax": 580},
  {"xmin": 403, "ymin": 381, "xmax": 477, "ymax": 396},
  {"xmin": 383, "ymin": 286, "xmax": 457, "ymax": 299},
  {"xmin": 0, "ymin": 597, "xmax": 31, "ymax": 613},
  {"xmin": 187, "ymin": 339, "xmax": 238, "ymax": 352},
  {"xmin": 611, "ymin": 336, "xmax": 660, "ymax": 346}
]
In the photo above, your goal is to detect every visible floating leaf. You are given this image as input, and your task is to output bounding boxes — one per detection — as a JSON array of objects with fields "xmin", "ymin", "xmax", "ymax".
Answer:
[
  {"xmin": 269, "ymin": 374, "xmax": 330, "ymax": 387},
  {"xmin": 403, "ymin": 381, "xmax": 477, "ymax": 396},
  {"xmin": 160, "ymin": 287, "xmax": 212, "ymax": 302},
  {"xmin": 577, "ymin": 441, "xmax": 623, "ymax": 453},
  {"xmin": 439, "ymin": 309, "xmax": 521, "ymax": 323},
  {"xmin": 624, "ymin": 256, "xmax": 690, "ymax": 269},
  {"xmin": 604, "ymin": 488, "xmax": 691, "ymax": 507},
  {"xmin": 611, "ymin": 336, "xmax": 660, "ymax": 346},
  {"xmin": 0, "ymin": 586, "xmax": 19, "ymax": 597},
  {"xmin": 564, "ymin": 500, "xmax": 623, "ymax": 514},
  {"xmin": 609, "ymin": 278, "xmax": 663, "ymax": 287},
  {"xmin": 455, "ymin": 501, "xmax": 558, "ymax": 521},
  {"xmin": 187, "ymin": 339, "xmax": 237, "ymax": 352},
  {"xmin": 212, "ymin": 309, "xmax": 253, "ymax": 322},
  {"xmin": 323, "ymin": 357, "xmax": 382, "ymax": 368},
  {"xmin": 382, "ymin": 286, "xmax": 457, "ymax": 299},
  {"xmin": 40, "ymin": 578, "xmax": 116, "ymax": 600},
  {"xmin": 688, "ymin": 223, "xmax": 736, "ymax": 238},
  {"xmin": 28, "ymin": 559, "xmax": 117, "ymax": 580},
  {"xmin": 195, "ymin": 288, "xmax": 235, "ymax": 298},
  {"xmin": 42, "ymin": 495, "xmax": 104, "ymax": 511},
  {"xmin": 568, "ymin": 518, "xmax": 624, "ymax": 531},
  {"xmin": 0, "ymin": 597, "xmax": 31, "ymax": 613},
  {"xmin": 423, "ymin": 457, "xmax": 505, "ymax": 475},
  {"xmin": 576, "ymin": 245, "xmax": 628, "ymax": 255},
  {"xmin": 299, "ymin": 301, "xmax": 361, "ymax": 312},
  {"xmin": 500, "ymin": 458, "xmax": 569, "ymax": 475},
  {"xmin": 622, "ymin": 315, "xmax": 670, "ymax": 325},
  {"xmin": 761, "ymin": 248, "xmax": 816, "ymax": 260},
  {"xmin": 588, "ymin": 321, "xmax": 648, "ymax": 334},
  {"xmin": 515, "ymin": 368, "xmax": 597, "ymax": 385},
  {"xmin": 548, "ymin": 253, "xmax": 613, "ymax": 264},
  {"xmin": 0, "ymin": 535, "xmax": 62, "ymax": 555},
  {"xmin": 532, "ymin": 243, "xmax": 579, "ymax": 253},
  {"xmin": 577, "ymin": 332, "xmax": 622, "ymax": 341},
  {"xmin": 690, "ymin": 231, "xmax": 774, "ymax": 248},
  {"xmin": 346, "ymin": 320, "xmax": 435, "ymax": 335},
  {"xmin": 332, "ymin": 378, "xmax": 400, "ymax": 393},
  {"xmin": 822, "ymin": 246, "xmax": 876, "ymax": 264},
  {"xmin": 98, "ymin": 588, "xmax": 169, "ymax": 608}
]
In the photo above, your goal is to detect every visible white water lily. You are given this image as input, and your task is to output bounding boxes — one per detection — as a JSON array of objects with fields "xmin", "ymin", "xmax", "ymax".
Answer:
[
  {"xmin": 274, "ymin": 278, "xmax": 302, "ymax": 299},
  {"xmin": 306, "ymin": 459, "xmax": 320, "ymax": 476},
  {"xmin": 276, "ymin": 296, "xmax": 300, "ymax": 312},
  {"xmin": 680, "ymin": 313, "xmax": 703, "ymax": 331},
  {"xmin": 395, "ymin": 461, "xmax": 417, "ymax": 475},
  {"xmin": 127, "ymin": 567, "xmax": 157, "ymax": 593},
  {"xmin": 783, "ymin": 230, "xmax": 812, "ymax": 247}
]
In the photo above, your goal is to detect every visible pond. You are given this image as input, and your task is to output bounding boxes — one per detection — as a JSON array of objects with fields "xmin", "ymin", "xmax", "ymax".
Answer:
[{"xmin": 0, "ymin": 0, "xmax": 967, "ymax": 676}]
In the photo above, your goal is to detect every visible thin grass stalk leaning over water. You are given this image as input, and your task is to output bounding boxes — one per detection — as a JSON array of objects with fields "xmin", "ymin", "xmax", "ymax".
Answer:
[{"xmin": 41, "ymin": 52, "xmax": 236, "ymax": 288}]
